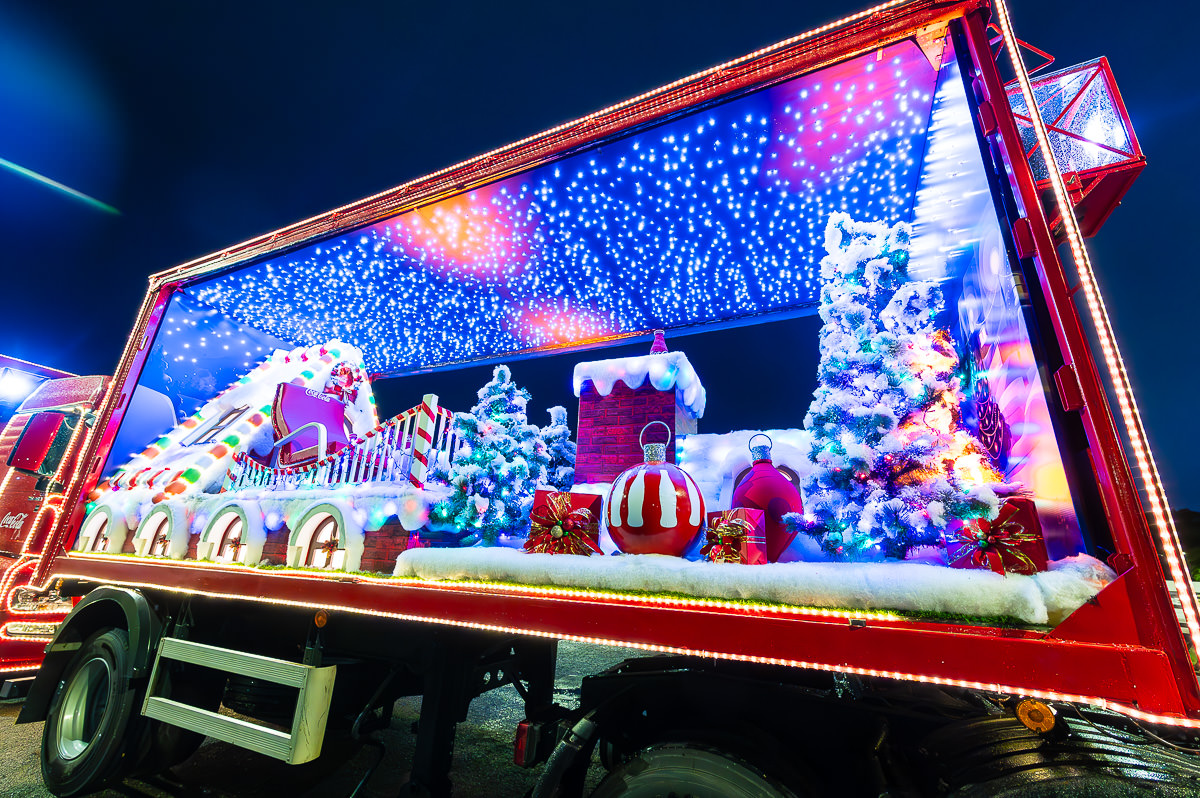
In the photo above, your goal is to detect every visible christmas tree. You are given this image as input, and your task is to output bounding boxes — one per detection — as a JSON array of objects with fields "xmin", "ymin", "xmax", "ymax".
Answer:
[
  {"xmin": 794, "ymin": 212, "xmax": 1002, "ymax": 559},
  {"xmin": 539, "ymin": 405, "xmax": 577, "ymax": 491},
  {"xmin": 432, "ymin": 365, "xmax": 549, "ymax": 544}
]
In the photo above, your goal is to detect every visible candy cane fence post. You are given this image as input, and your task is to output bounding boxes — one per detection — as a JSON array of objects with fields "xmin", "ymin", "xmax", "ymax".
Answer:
[{"xmin": 408, "ymin": 394, "xmax": 439, "ymax": 487}]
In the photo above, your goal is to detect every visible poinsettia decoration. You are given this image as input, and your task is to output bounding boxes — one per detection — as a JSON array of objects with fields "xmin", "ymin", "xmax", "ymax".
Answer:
[{"xmin": 944, "ymin": 498, "xmax": 1047, "ymax": 575}]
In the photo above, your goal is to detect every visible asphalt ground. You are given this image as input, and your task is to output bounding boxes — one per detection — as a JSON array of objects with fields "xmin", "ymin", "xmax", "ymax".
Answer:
[{"xmin": 0, "ymin": 641, "xmax": 636, "ymax": 798}]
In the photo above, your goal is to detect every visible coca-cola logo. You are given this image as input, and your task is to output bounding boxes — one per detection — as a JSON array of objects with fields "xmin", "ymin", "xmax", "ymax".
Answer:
[{"xmin": 0, "ymin": 512, "xmax": 29, "ymax": 531}]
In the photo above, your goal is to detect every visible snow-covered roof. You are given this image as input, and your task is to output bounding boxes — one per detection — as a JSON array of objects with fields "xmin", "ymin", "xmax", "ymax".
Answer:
[{"xmin": 573, "ymin": 351, "xmax": 706, "ymax": 418}]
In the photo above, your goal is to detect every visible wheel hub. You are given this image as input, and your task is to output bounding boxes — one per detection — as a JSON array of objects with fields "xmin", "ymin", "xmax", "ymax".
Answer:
[{"xmin": 56, "ymin": 657, "xmax": 113, "ymax": 761}]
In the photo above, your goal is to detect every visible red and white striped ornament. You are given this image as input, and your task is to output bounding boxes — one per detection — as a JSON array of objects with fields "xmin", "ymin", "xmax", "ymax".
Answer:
[{"xmin": 606, "ymin": 421, "xmax": 705, "ymax": 556}]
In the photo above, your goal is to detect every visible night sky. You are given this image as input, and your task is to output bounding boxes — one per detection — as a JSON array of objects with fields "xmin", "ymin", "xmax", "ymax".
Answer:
[{"xmin": 2, "ymin": 1, "xmax": 1195, "ymax": 508}]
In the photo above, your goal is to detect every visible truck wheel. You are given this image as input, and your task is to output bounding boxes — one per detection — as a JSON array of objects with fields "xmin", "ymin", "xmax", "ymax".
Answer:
[
  {"xmin": 41, "ymin": 628, "xmax": 142, "ymax": 796},
  {"xmin": 590, "ymin": 743, "xmax": 801, "ymax": 798}
]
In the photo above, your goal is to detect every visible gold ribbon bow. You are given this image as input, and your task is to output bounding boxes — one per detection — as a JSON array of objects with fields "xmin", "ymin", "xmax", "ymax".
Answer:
[
  {"xmin": 524, "ymin": 493, "xmax": 601, "ymax": 556},
  {"xmin": 701, "ymin": 516, "xmax": 755, "ymax": 564}
]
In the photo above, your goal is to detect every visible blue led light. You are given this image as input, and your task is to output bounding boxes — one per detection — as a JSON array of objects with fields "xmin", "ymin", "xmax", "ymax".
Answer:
[{"xmin": 189, "ymin": 41, "xmax": 937, "ymax": 376}]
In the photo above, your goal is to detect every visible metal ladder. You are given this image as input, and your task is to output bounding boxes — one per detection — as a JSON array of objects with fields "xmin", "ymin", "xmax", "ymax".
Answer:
[{"xmin": 141, "ymin": 637, "xmax": 336, "ymax": 764}]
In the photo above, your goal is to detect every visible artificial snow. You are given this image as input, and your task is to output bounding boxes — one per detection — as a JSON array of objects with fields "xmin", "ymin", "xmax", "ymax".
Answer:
[
  {"xmin": 393, "ymin": 546, "xmax": 1116, "ymax": 626},
  {"xmin": 573, "ymin": 351, "xmax": 706, "ymax": 418}
]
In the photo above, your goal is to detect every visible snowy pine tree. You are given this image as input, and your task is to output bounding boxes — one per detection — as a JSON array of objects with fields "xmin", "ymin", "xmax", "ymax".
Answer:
[
  {"xmin": 795, "ymin": 212, "xmax": 1002, "ymax": 559},
  {"xmin": 539, "ymin": 405, "xmax": 577, "ymax": 491},
  {"xmin": 432, "ymin": 365, "xmax": 550, "ymax": 544}
]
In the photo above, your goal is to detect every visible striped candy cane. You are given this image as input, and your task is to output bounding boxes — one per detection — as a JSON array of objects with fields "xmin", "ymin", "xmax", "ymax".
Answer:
[{"xmin": 408, "ymin": 393, "xmax": 439, "ymax": 488}]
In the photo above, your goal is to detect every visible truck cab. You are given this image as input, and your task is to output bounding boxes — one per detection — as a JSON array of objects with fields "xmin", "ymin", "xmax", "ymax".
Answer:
[{"xmin": 0, "ymin": 369, "xmax": 108, "ymax": 682}]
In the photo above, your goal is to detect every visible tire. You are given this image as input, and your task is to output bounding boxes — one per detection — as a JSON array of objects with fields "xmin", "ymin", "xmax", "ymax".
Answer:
[
  {"xmin": 591, "ymin": 743, "xmax": 801, "ymax": 798},
  {"xmin": 41, "ymin": 628, "xmax": 143, "ymax": 796}
]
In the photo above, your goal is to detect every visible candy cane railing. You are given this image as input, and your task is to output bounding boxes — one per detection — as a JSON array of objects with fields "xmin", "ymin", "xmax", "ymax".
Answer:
[{"xmin": 227, "ymin": 393, "xmax": 463, "ymax": 492}]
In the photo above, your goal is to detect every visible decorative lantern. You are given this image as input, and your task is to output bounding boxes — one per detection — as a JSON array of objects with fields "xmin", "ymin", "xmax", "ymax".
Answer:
[
  {"xmin": 731, "ymin": 434, "xmax": 805, "ymax": 562},
  {"xmin": 606, "ymin": 421, "xmax": 705, "ymax": 556}
]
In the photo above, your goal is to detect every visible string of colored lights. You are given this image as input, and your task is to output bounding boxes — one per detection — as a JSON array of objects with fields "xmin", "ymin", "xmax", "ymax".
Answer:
[{"xmin": 991, "ymin": 0, "xmax": 1200, "ymax": 658}]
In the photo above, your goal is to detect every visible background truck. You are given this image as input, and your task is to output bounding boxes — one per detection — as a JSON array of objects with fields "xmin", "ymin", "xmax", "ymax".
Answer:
[
  {"xmin": 0, "ymin": 356, "xmax": 106, "ymax": 694},
  {"xmin": 16, "ymin": 1, "xmax": 1200, "ymax": 796}
]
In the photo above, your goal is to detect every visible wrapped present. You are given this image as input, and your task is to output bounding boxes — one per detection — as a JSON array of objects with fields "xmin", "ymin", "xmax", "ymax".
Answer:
[
  {"xmin": 944, "ymin": 497, "xmax": 1048, "ymax": 575},
  {"xmin": 701, "ymin": 508, "xmax": 768, "ymax": 565},
  {"xmin": 524, "ymin": 490, "xmax": 603, "ymax": 555}
]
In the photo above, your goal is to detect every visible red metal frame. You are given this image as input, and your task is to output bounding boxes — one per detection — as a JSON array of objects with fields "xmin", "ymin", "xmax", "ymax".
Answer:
[
  {"xmin": 30, "ymin": 0, "xmax": 1200, "ymax": 726},
  {"xmin": 961, "ymin": 6, "xmax": 1198, "ymax": 712}
]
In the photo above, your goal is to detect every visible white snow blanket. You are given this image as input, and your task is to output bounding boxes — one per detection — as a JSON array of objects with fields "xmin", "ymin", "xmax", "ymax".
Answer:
[{"xmin": 394, "ymin": 547, "xmax": 1115, "ymax": 626}]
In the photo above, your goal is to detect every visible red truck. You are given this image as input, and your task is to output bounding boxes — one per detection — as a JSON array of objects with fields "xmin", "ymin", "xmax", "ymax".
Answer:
[
  {"xmin": 17, "ymin": 1, "xmax": 1200, "ymax": 796},
  {"xmin": 0, "ymin": 357, "xmax": 107, "ymax": 691}
]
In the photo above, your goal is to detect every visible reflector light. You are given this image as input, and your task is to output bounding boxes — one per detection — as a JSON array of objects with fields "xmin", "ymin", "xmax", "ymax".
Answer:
[{"xmin": 1015, "ymin": 697, "xmax": 1057, "ymax": 733}]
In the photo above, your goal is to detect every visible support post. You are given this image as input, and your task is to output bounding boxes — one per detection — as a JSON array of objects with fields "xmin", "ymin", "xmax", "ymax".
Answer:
[
  {"xmin": 400, "ymin": 633, "xmax": 474, "ymax": 798},
  {"xmin": 408, "ymin": 393, "xmax": 439, "ymax": 488}
]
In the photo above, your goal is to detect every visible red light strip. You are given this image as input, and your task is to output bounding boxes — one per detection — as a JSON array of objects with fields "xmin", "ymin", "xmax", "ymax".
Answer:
[
  {"xmin": 992, "ymin": 0, "xmax": 1200, "ymax": 659},
  {"xmin": 53, "ymin": 553, "xmax": 913, "ymax": 622},
  {"xmin": 0, "ymin": 663, "xmax": 38, "ymax": 675},
  {"xmin": 41, "ymin": 564, "xmax": 1200, "ymax": 730}
]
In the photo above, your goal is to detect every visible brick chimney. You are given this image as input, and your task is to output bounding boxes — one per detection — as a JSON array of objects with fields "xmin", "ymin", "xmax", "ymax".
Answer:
[{"xmin": 572, "ymin": 332, "xmax": 705, "ymax": 484}]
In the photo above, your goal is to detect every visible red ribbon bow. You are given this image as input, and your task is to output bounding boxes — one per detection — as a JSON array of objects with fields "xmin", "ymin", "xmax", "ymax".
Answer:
[
  {"xmin": 524, "ymin": 493, "xmax": 601, "ymax": 556},
  {"xmin": 947, "ymin": 503, "xmax": 1040, "ymax": 575}
]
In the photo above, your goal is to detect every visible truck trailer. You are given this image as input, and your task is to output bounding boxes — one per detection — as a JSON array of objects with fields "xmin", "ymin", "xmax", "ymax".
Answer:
[{"xmin": 17, "ymin": 1, "xmax": 1200, "ymax": 795}]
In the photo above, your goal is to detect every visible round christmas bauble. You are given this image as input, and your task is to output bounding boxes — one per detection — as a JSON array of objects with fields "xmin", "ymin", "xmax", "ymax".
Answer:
[
  {"xmin": 731, "ymin": 434, "xmax": 804, "ymax": 562},
  {"xmin": 606, "ymin": 422, "xmax": 705, "ymax": 556}
]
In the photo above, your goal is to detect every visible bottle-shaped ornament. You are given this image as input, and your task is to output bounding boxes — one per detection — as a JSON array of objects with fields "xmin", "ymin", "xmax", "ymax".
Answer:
[
  {"xmin": 731, "ymin": 434, "xmax": 804, "ymax": 562},
  {"xmin": 606, "ymin": 421, "xmax": 705, "ymax": 556}
]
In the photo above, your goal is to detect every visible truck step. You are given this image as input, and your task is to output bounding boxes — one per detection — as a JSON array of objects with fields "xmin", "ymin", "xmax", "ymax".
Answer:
[{"xmin": 141, "ymin": 637, "xmax": 336, "ymax": 764}]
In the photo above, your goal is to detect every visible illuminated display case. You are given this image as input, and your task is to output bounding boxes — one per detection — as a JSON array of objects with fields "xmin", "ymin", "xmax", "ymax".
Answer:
[{"xmin": 84, "ymin": 27, "xmax": 1097, "ymax": 603}]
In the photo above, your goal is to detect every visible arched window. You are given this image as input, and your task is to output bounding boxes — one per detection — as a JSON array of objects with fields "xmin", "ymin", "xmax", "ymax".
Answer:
[
  {"xmin": 305, "ymin": 515, "xmax": 343, "ymax": 569},
  {"xmin": 141, "ymin": 513, "xmax": 171, "ymax": 557},
  {"xmin": 76, "ymin": 511, "xmax": 110, "ymax": 553},
  {"xmin": 211, "ymin": 513, "xmax": 246, "ymax": 564}
]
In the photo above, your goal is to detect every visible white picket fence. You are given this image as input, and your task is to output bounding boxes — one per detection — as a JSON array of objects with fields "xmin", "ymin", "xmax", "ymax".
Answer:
[{"xmin": 228, "ymin": 393, "xmax": 463, "ymax": 492}]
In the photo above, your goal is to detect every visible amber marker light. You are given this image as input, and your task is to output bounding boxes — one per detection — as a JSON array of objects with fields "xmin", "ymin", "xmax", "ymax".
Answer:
[{"xmin": 1015, "ymin": 698, "xmax": 1057, "ymax": 733}]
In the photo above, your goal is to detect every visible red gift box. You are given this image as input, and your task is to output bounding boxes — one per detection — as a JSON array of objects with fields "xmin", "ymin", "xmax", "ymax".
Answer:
[
  {"xmin": 524, "ymin": 490, "xmax": 603, "ymax": 555},
  {"xmin": 702, "ymin": 508, "xmax": 768, "ymax": 565},
  {"xmin": 943, "ymin": 497, "xmax": 1048, "ymax": 575}
]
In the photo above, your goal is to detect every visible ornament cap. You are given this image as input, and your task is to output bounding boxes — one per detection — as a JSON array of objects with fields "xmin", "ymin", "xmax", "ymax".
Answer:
[
  {"xmin": 640, "ymin": 420, "xmax": 672, "ymax": 463},
  {"xmin": 748, "ymin": 433, "xmax": 773, "ymax": 463}
]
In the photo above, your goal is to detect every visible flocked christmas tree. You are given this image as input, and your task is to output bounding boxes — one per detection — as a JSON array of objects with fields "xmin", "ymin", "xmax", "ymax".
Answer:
[
  {"xmin": 793, "ymin": 212, "xmax": 1003, "ymax": 559},
  {"xmin": 539, "ymin": 406, "xmax": 576, "ymax": 491},
  {"xmin": 433, "ymin": 365, "xmax": 550, "ymax": 544}
]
